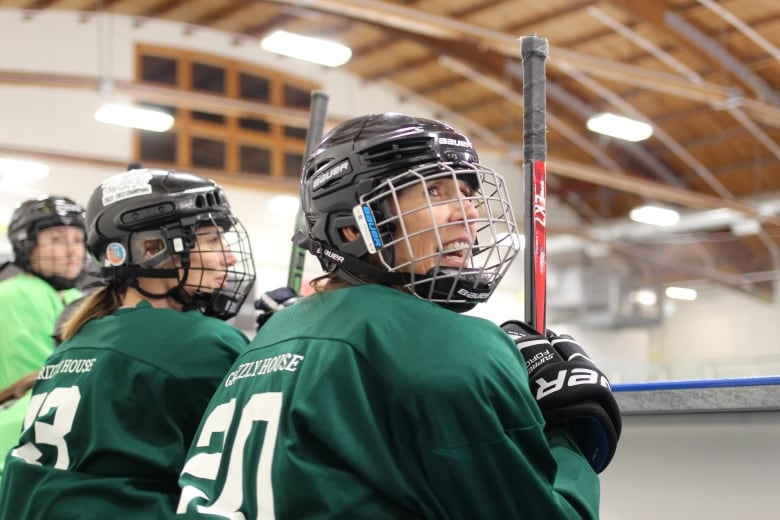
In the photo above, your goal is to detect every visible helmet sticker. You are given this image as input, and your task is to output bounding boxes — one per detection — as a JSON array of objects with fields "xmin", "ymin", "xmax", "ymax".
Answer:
[
  {"xmin": 101, "ymin": 169, "xmax": 154, "ymax": 206},
  {"xmin": 105, "ymin": 242, "xmax": 127, "ymax": 266},
  {"xmin": 352, "ymin": 204, "xmax": 382, "ymax": 254},
  {"xmin": 54, "ymin": 201, "xmax": 85, "ymax": 216}
]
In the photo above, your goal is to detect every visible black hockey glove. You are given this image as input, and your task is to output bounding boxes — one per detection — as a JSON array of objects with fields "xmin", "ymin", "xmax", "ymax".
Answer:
[
  {"xmin": 501, "ymin": 320, "xmax": 622, "ymax": 473},
  {"xmin": 254, "ymin": 286, "xmax": 300, "ymax": 330}
]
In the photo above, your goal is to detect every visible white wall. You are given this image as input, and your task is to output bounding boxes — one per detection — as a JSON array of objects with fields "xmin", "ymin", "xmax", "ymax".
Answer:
[
  {"xmin": 658, "ymin": 286, "xmax": 780, "ymax": 378},
  {"xmin": 600, "ymin": 410, "xmax": 780, "ymax": 519},
  {"xmin": 2, "ymin": 9, "xmax": 780, "ymax": 383}
]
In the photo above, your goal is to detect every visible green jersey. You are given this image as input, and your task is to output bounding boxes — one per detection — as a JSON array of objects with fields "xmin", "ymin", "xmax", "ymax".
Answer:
[
  {"xmin": 0, "ymin": 300, "xmax": 249, "ymax": 519},
  {"xmin": 177, "ymin": 284, "xmax": 599, "ymax": 519},
  {"xmin": 0, "ymin": 273, "xmax": 81, "ymax": 390}
]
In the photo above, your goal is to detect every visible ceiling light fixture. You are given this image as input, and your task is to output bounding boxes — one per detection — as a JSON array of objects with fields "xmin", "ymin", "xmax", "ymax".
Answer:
[
  {"xmin": 586, "ymin": 112, "xmax": 653, "ymax": 142},
  {"xmin": 665, "ymin": 286, "xmax": 698, "ymax": 301},
  {"xmin": 261, "ymin": 30, "xmax": 352, "ymax": 67},
  {"xmin": 629, "ymin": 288, "xmax": 658, "ymax": 306},
  {"xmin": 94, "ymin": 103, "xmax": 174, "ymax": 132},
  {"xmin": 730, "ymin": 218, "xmax": 761, "ymax": 236},
  {"xmin": 629, "ymin": 204, "xmax": 680, "ymax": 226},
  {"xmin": 92, "ymin": 12, "xmax": 174, "ymax": 133},
  {"xmin": 0, "ymin": 157, "xmax": 50, "ymax": 181}
]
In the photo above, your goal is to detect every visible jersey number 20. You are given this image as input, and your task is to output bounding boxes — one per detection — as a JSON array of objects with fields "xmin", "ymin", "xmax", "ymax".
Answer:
[{"xmin": 178, "ymin": 391, "xmax": 283, "ymax": 519}]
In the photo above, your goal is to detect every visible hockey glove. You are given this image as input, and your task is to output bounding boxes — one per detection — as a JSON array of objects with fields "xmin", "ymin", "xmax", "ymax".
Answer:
[
  {"xmin": 501, "ymin": 320, "xmax": 622, "ymax": 473},
  {"xmin": 255, "ymin": 286, "xmax": 300, "ymax": 330}
]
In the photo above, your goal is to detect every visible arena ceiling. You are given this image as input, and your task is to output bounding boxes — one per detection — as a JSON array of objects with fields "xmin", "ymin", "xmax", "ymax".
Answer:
[{"xmin": 3, "ymin": 0, "xmax": 780, "ymax": 305}]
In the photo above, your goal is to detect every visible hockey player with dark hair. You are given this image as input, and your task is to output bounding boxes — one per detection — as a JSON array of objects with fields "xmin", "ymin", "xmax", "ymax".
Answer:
[
  {"xmin": 177, "ymin": 113, "xmax": 621, "ymax": 519},
  {"xmin": 0, "ymin": 168, "xmax": 256, "ymax": 518}
]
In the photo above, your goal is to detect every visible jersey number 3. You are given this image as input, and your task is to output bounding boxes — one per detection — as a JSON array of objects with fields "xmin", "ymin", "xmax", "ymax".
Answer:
[{"xmin": 178, "ymin": 391, "xmax": 283, "ymax": 519}]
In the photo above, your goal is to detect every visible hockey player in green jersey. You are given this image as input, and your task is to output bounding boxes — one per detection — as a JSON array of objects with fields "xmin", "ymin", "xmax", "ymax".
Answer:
[
  {"xmin": 177, "ymin": 113, "xmax": 621, "ymax": 519},
  {"xmin": 0, "ymin": 169, "xmax": 256, "ymax": 519},
  {"xmin": 0, "ymin": 195, "xmax": 86, "ymax": 484},
  {"xmin": 0, "ymin": 195, "xmax": 86, "ymax": 392}
]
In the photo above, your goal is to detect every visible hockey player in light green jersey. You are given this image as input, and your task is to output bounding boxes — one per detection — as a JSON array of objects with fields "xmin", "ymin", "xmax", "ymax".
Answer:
[
  {"xmin": 177, "ymin": 114, "xmax": 621, "ymax": 519},
  {"xmin": 0, "ymin": 195, "xmax": 86, "ymax": 392},
  {"xmin": 0, "ymin": 195, "xmax": 86, "ymax": 485},
  {"xmin": 0, "ymin": 169, "xmax": 256, "ymax": 519}
]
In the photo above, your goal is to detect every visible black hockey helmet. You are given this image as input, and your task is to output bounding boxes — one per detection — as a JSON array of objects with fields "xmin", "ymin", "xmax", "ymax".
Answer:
[
  {"xmin": 295, "ymin": 112, "xmax": 519, "ymax": 311},
  {"xmin": 8, "ymin": 195, "xmax": 86, "ymax": 288},
  {"xmin": 86, "ymin": 168, "xmax": 256, "ymax": 320}
]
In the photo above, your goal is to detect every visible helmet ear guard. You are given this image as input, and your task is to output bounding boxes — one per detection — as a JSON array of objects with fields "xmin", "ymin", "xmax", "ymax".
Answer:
[{"xmin": 129, "ymin": 229, "xmax": 175, "ymax": 268}]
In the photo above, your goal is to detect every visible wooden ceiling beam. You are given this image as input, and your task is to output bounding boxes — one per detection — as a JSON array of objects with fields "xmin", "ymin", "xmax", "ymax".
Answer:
[
  {"xmin": 189, "ymin": 2, "xmax": 255, "ymax": 27},
  {"xmin": 7, "ymin": 68, "xmax": 775, "ymax": 221},
  {"xmin": 549, "ymin": 157, "xmax": 780, "ymax": 227},
  {"xmin": 0, "ymin": 69, "xmax": 313, "ymax": 127},
  {"xmin": 259, "ymin": 0, "xmax": 760, "ymax": 108}
]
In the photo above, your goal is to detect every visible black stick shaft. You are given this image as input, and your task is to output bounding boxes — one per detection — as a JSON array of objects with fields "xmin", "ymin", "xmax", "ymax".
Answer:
[
  {"xmin": 287, "ymin": 90, "xmax": 329, "ymax": 292},
  {"xmin": 520, "ymin": 35, "xmax": 549, "ymax": 333}
]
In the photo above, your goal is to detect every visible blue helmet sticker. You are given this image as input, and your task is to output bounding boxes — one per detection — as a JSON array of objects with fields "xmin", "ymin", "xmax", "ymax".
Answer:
[{"xmin": 352, "ymin": 204, "xmax": 383, "ymax": 254}]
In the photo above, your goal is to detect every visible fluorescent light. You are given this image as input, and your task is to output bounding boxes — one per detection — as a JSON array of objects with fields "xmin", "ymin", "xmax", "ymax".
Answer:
[
  {"xmin": 629, "ymin": 288, "xmax": 657, "ymax": 306},
  {"xmin": 261, "ymin": 30, "xmax": 352, "ymax": 67},
  {"xmin": 0, "ymin": 157, "xmax": 49, "ymax": 180},
  {"xmin": 94, "ymin": 103, "xmax": 174, "ymax": 132},
  {"xmin": 731, "ymin": 218, "xmax": 761, "ymax": 236},
  {"xmin": 586, "ymin": 112, "xmax": 653, "ymax": 142},
  {"xmin": 665, "ymin": 286, "xmax": 697, "ymax": 301},
  {"xmin": 629, "ymin": 205, "xmax": 680, "ymax": 226}
]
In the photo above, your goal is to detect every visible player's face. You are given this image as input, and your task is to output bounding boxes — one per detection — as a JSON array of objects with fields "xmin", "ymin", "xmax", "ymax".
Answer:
[
  {"xmin": 182, "ymin": 225, "xmax": 237, "ymax": 294},
  {"xmin": 29, "ymin": 225, "xmax": 86, "ymax": 281},
  {"xmin": 392, "ymin": 176, "xmax": 479, "ymax": 275}
]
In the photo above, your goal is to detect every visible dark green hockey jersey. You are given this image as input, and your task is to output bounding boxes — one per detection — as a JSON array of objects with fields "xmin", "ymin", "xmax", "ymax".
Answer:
[
  {"xmin": 0, "ymin": 300, "xmax": 249, "ymax": 520},
  {"xmin": 177, "ymin": 284, "xmax": 600, "ymax": 519}
]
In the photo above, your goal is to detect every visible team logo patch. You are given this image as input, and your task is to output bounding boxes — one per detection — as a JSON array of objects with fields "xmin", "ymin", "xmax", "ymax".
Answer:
[{"xmin": 105, "ymin": 242, "xmax": 127, "ymax": 266}]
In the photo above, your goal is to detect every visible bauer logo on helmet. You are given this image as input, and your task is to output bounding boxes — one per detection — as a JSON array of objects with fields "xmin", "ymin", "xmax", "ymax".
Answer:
[{"xmin": 313, "ymin": 159, "xmax": 352, "ymax": 190}]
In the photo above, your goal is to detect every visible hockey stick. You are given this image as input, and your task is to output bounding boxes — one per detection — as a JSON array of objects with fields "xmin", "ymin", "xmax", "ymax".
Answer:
[
  {"xmin": 287, "ymin": 90, "xmax": 330, "ymax": 293},
  {"xmin": 520, "ymin": 35, "xmax": 549, "ymax": 333}
]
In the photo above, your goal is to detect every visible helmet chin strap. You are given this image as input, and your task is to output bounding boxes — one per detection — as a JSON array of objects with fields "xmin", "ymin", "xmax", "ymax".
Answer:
[
  {"xmin": 296, "ymin": 232, "xmax": 404, "ymax": 287},
  {"xmin": 333, "ymin": 250, "xmax": 406, "ymax": 288},
  {"xmin": 105, "ymin": 261, "xmax": 199, "ymax": 311},
  {"xmin": 334, "ymin": 255, "xmax": 483, "ymax": 313},
  {"xmin": 130, "ymin": 278, "xmax": 188, "ymax": 305},
  {"xmin": 298, "ymin": 232, "xmax": 485, "ymax": 312},
  {"xmin": 130, "ymin": 279, "xmax": 196, "ymax": 310},
  {"xmin": 404, "ymin": 268, "xmax": 490, "ymax": 313}
]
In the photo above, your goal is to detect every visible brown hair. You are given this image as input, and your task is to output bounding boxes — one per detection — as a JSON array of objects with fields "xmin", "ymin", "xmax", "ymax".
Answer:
[
  {"xmin": 59, "ymin": 285, "xmax": 124, "ymax": 342},
  {"xmin": 309, "ymin": 256, "xmax": 392, "ymax": 293},
  {"xmin": 310, "ymin": 273, "xmax": 349, "ymax": 292}
]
